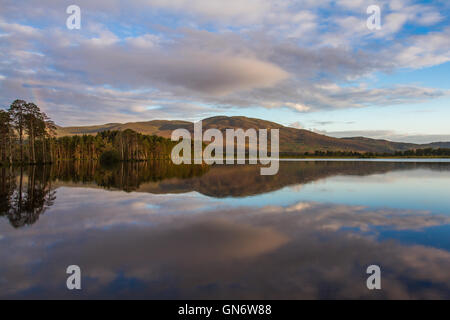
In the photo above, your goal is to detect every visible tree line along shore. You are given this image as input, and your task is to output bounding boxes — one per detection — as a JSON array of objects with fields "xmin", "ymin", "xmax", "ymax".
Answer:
[
  {"xmin": 0, "ymin": 100, "xmax": 177, "ymax": 165},
  {"xmin": 279, "ymin": 149, "xmax": 450, "ymax": 158}
]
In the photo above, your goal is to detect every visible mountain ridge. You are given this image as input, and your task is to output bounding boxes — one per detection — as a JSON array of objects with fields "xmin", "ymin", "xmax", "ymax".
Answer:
[{"xmin": 56, "ymin": 116, "xmax": 450, "ymax": 153}]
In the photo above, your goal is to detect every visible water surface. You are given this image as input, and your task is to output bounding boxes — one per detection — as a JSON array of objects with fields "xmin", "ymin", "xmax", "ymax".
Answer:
[{"xmin": 1, "ymin": 160, "xmax": 450, "ymax": 299}]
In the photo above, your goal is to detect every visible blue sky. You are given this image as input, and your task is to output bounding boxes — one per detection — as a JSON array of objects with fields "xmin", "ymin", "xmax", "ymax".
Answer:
[{"xmin": 0, "ymin": 0, "xmax": 449, "ymax": 143}]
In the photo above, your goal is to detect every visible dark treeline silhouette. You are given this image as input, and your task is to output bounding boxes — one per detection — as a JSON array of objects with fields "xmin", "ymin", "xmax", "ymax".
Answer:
[
  {"xmin": 1, "ymin": 100, "xmax": 177, "ymax": 165},
  {"xmin": 393, "ymin": 148, "xmax": 450, "ymax": 157},
  {"xmin": 282, "ymin": 148, "xmax": 450, "ymax": 158}
]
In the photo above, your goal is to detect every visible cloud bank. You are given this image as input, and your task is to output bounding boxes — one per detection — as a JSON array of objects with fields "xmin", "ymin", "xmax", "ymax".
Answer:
[{"xmin": 0, "ymin": 0, "xmax": 449, "ymax": 126}]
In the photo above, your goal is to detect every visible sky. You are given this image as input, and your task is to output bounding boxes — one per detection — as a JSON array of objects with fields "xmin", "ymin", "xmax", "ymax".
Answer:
[{"xmin": 0, "ymin": 0, "xmax": 449, "ymax": 143}]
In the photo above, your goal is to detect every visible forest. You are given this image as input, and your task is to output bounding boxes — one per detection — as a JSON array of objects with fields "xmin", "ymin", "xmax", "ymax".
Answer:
[
  {"xmin": 0, "ymin": 100, "xmax": 177, "ymax": 165},
  {"xmin": 303, "ymin": 148, "xmax": 450, "ymax": 158}
]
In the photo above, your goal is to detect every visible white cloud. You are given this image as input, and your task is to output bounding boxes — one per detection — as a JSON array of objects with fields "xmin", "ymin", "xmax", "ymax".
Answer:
[
  {"xmin": 288, "ymin": 121, "xmax": 304, "ymax": 129},
  {"xmin": 284, "ymin": 102, "xmax": 311, "ymax": 112},
  {"xmin": 392, "ymin": 27, "xmax": 450, "ymax": 68},
  {"xmin": 0, "ymin": 0, "xmax": 449, "ymax": 125},
  {"xmin": 143, "ymin": 0, "xmax": 274, "ymax": 24},
  {"xmin": 126, "ymin": 34, "xmax": 160, "ymax": 48},
  {"xmin": 0, "ymin": 19, "xmax": 40, "ymax": 37}
]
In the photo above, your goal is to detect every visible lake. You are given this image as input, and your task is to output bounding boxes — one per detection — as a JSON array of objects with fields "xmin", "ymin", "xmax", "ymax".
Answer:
[{"xmin": 1, "ymin": 160, "xmax": 450, "ymax": 299}]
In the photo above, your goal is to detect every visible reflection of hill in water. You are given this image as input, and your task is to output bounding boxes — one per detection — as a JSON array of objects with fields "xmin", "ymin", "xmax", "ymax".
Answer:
[
  {"xmin": 137, "ymin": 161, "xmax": 450, "ymax": 197},
  {"xmin": 50, "ymin": 160, "xmax": 450, "ymax": 197}
]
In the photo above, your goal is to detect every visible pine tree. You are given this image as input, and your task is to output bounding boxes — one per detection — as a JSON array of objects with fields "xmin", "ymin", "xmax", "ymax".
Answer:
[{"xmin": 8, "ymin": 100, "xmax": 27, "ymax": 163}]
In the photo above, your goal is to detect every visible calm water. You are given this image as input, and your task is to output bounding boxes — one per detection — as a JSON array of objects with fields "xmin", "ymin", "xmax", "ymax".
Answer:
[{"xmin": 1, "ymin": 160, "xmax": 450, "ymax": 299}]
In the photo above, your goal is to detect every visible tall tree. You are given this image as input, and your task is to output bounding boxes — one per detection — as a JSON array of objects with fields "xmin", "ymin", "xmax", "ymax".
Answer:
[
  {"xmin": 24, "ymin": 102, "xmax": 44, "ymax": 164},
  {"xmin": 43, "ymin": 113, "xmax": 56, "ymax": 163},
  {"xmin": 0, "ymin": 110, "xmax": 13, "ymax": 164},
  {"xmin": 8, "ymin": 100, "xmax": 27, "ymax": 163}
]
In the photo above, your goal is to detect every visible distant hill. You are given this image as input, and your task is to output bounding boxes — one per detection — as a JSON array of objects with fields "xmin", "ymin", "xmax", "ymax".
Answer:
[{"xmin": 56, "ymin": 116, "xmax": 450, "ymax": 154}]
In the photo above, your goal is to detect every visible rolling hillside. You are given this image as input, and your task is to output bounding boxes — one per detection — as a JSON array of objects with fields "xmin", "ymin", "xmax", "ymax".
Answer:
[{"xmin": 56, "ymin": 116, "xmax": 449, "ymax": 154}]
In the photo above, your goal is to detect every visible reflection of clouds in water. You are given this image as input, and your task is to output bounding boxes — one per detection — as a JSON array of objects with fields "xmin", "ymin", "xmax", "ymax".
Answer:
[
  {"xmin": 285, "ymin": 202, "xmax": 311, "ymax": 212},
  {"xmin": 288, "ymin": 184, "xmax": 303, "ymax": 192},
  {"xmin": 130, "ymin": 201, "xmax": 152, "ymax": 210},
  {"xmin": 25, "ymin": 188, "xmax": 224, "ymax": 232},
  {"xmin": 1, "ymin": 190, "xmax": 450, "ymax": 299},
  {"xmin": 325, "ymin": 170, "xmax": 450, "ymax": 194},
  {"xmin": 282, "ymin": 202, "xmax": 450, "ymax": 232}
]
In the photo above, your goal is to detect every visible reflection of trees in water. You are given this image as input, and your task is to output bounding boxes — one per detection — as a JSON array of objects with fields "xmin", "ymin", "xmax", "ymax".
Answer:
[
  {"xmin": 95, "ymin": 161, "xmax": 209, "ymax": 192},
  {"xmin": 0, "ymin": 161, "xmax": 209, "ymax": 227},
  {"xmin": 0, "ymin": 167, "xmax": 16, "ymax": 221},
  {"xmin": 0, "ymin": 166, "xmax": 56, "ymax": 228},
  {"xmin": 52, "ymin": 160, "xmax": 209, "ymax": 192}
]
